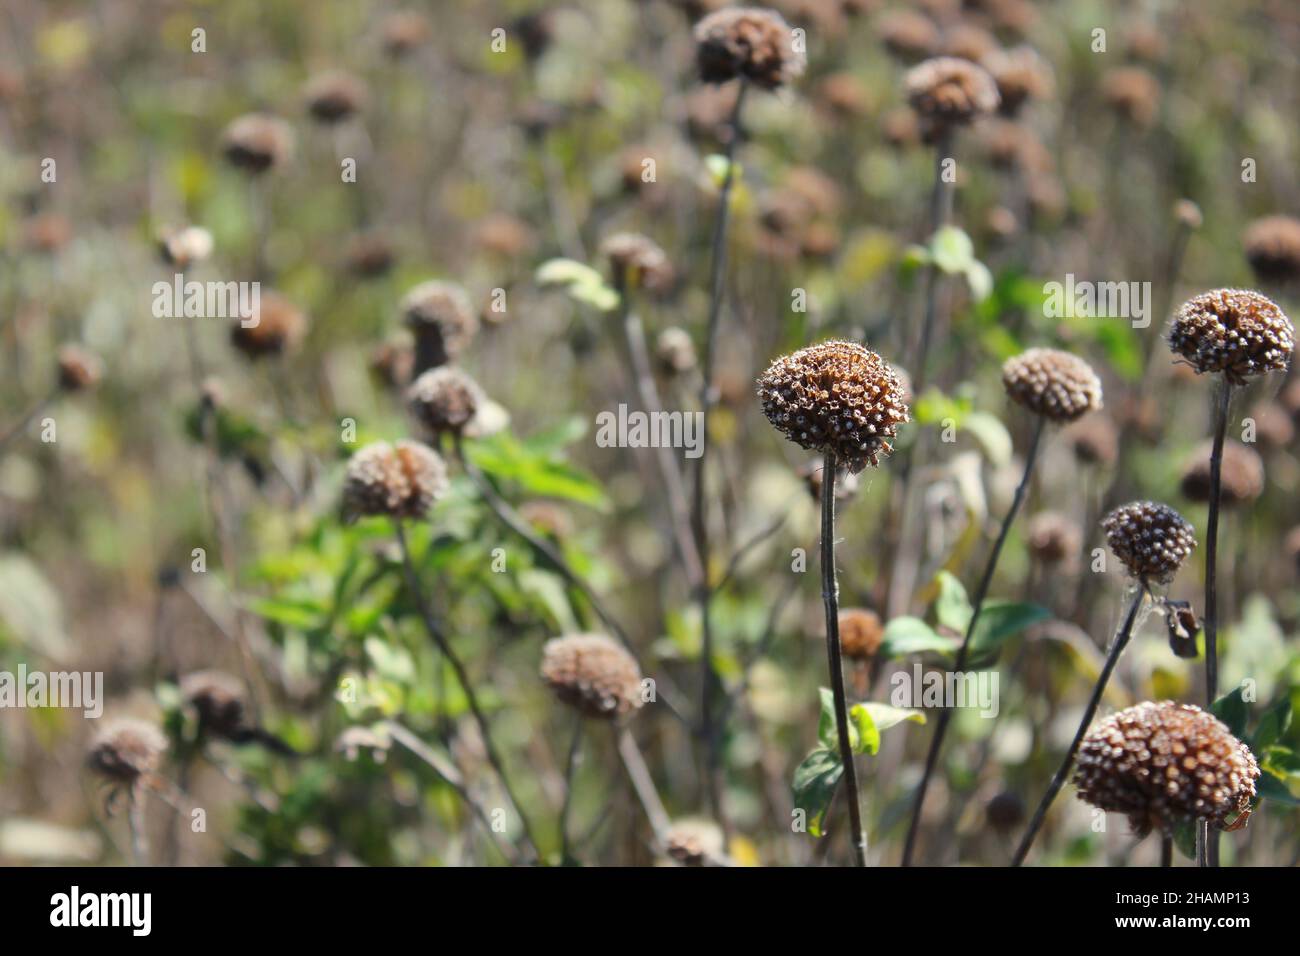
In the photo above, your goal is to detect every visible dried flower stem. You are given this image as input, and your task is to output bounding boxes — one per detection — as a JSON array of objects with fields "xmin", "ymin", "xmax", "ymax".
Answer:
[
  {"xmin": 903, "ymin": 415, "xmax": 1044, "ymax": 865},
  {"xmin": 615, "ymin": 725, "xmax": 670, "ymax": 844},
  {"xmin": 820, "ymin": 451, "xmax": 868, "ymax": 866},
  {"xmin": 128, "ymin": 787, "xmax": 149, "ymax": 865},
  {"xmin": 0, "ymin": 389, "xmax": 54, "ymax": 455},
  {"xmin": 394, "ymin": 521, "xmax": 540, "ymax": 860},
  {"xmin": 1201, "ymin": 378, "xmax": 1231, "ymax": 867},
  {"xmin": 1013, "ymin": 586, "xmax": 1145, "ymax": 865},
  {"xmin": 558, "ymin": 713, "xmax": 583, "ymax": 862}
]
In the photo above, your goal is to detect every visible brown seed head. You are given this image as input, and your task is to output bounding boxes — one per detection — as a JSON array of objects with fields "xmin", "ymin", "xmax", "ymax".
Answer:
[
  {"xmin": 303, "ymin": 71, "xmax": 367, "ymax": 123},
  {"xmin": 1179, "ymin": 440, "xmax": 1264, "ymax": 507},
  {"xmin": 1173, "ymin": 199, "xmax": 1203, "ymax": 231},
  {"xmin": 540, "ymin": 633, "xmax": 644, "ymax": 720},
  {"xmin": 1101, "ymin": 67, "xmax": 1160, "ymax": 127},
  {"xmin": 905, "ymin": 57, "xmax": 1000, "ymax": 131},
  {"xmin": 345, "ymin": 232, "xmax": 396, "ymax": 278},
  {"xmin": 1074, "ymin": 701, "xmax": 1259, "ymax": 835},
  {"xmin": 342, "ymin": 440, "xmax": 448, "ymax": 520},
  {"xmin": 1242, "ymin": 216, "xmax": 1300, "ymax": 283},
  {"xmin": 838, "ymin": 608, "xmax": 884, "ymax": 660},
  {"xmin": 655, "ymin": 327, "xmax": 697, "ymax": 375},
  {"xmin": 1167, "ymin": 289, "xmax": 1294, "ymax": 385},
  {"xmin": 600, "ymin": 232, "xmax": 674, "ymax": 294},
  {"xmin": 407, "ymin": 366, "xmax": 486, "ymax": 438},
  {"xmin": 756, "ymin": 340, "xmax": 910, "ymax": 473},
  {"xmin": 472, "ymin": 214, "xmax": 537, "ymax": 258},
  {"xmin": 983, "ymin": 45, "xmax": 1053, "ymax": 116},
  {"xmin": 665, "ymin": 819, "xmax": 726, "ymax": 866},
  {"xmin": 221, "ymin": 113, "xmax": 294, "ymax": 173},
  {"xmin": 158, "ymin": 225, "xmax": 214, "ymax": 270},
  {"xmin": 230, "ymin": 292, "xmax": 307, "ymax": 358},
  {"xmin": 86, "ymin": 719, "xmax": 166, "ymax": 786},
  {"xmin": 879, "ymin": 11, "xmax": 939, "ymax": 62},
  {"xmin": 1103, "ymin": 501, "xmax": 1196, "ymax": 584},
  {"xmin": 986, "ymin": 791, "xmax": 1025, "ymax": 832},
  {"xmin": 694, "ymin": 7, "xmax": 806, "ymax": 90},
  {"xmin": 940, "ymin": 25, "xmax": 997, "ymax": 64},
  {"xmin": 381, "ymin": 11, "xmax": 431, "ymax": 58},
  {"xmin": 1027, "ymin": 511, "xmax": 1082, "ymax": 566},
  {"xmin": 1001, "ymin": 347, "xmax": 1103, "ymax": 422},
  {"xmin": 401, "ymin": 280, "xmax": 478, "ymax": 367},
  {"xmin": 369, "ymin": 340, "xmax": 414, "ymax": 391},
  {"xmin": 180, "ymin": 670, "xmax": 248, "ymax": 739},
  {"xmin": 1063, "ymin": 414, "xmax": 1119, "ymax": 467},
  {"xmin": 57, "ymin": 344, "xmax": 103, "ymax": 392}
]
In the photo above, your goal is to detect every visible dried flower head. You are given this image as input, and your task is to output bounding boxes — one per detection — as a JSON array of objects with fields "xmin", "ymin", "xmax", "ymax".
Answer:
[
  {"xmin": 221, "ymin": 113, "xmax": 294, "ymax": 173},
  {"xmin": 303, "ymin": 71, "xmax": 367, "ymax": 123},
  {"xmin": 1247, "ymin": 401, "xmax": 1294, "ymax": 449},
  {"xmin": 345, "ymin": 232, "xmax": 396, "ymax": 278},
  {"xmin": 1103, "ymin": 501, "xmax": 1197, "ymax": 584},
  {"xmin": 1242, "ymin": 215, "xmax": 1300, "ymax": 283},
  {"xmin": 180, "ymin": 670, "xmax": 248, "ymax": 740},
  {"xmin": 57, "ymin": 344, "xmax": 103, "ymax": 392},
  {"xmin": 22, "ymin": 212, "xmax": 72, "ymax": 254},
  {"xmin": 905, "ymin": 57, "xmax": 1000, "ymax": 131},
  {"xmin": 540, "ymin": 633, "xmax": 644, "ymax": 720},
  {"xmin": 983, "ymin": 45, "xmax": 1053, "ymax": 116},
  {"xmin": 940, "ymin": 24, "xmax": 997, "ymax": 64},
  {"xmin": 1101, "ymin": 67, "xmax": 1160, "ymax": 126},
  {"xmin": 1001, "ymin": 348, "xmax": 1103, "ymax": 422},
  {"xmin": 815, "ymin": 72, "xmax": 871, "ymax": 119},
  {"xmin": 1174, "ymin": 199, "xmax": 1203, "ymax": 231},
  {"xmin": 838, "ymin": 608, "xmax": 884, "ymax": 660},
  {"xmin": 665, "ymin": 818, "xmax": 726, "ymax": 866},
  {"xmin": 1179, "ymin": 440, "xmax": 1264, "ymax": 507},
  {"xmin": 407, "ymin": 366, "xmax": 486, "ymax": 438},
  {"xmin": 1027, "ymin": 511, "xmax": 1081, "ymax": 566},
  {"xmin": 342, "ymin": 440, "xmax": 448, "ymax": 520},
  {"xmin": 158, "ymin": 225, "xmax": 214, "ymax": 270},
  {"xmin": 879, "ymin": 10, "xmax": 938, "ymax": 62},
  {"xmin": 1074, "ymin": 701, "xmax": 1259, "ymax": 835},
  {"xmin": 1063, "ymin": 414, "xmax": 1119, "ymax": 467},
  {"xmin": 985, "ymin": 791, "xmax": 1025, "ymax": 832},
  {"xmin": 369, "ymin": 340, "xmax": 414, "ymax": 391},
  {"xmin": 472, "ymin": 214, "xmax": 537, "ymax": 258},
  {"xmin": 401, "ymin": 280, "xmax": 478, "ymax": 369},
  {"xmin": 381, "ymin": 11, "xmax": 430, "ymax": 58},
  {"xmin": 1167, "ymin": 289, "xmax": 1294, "ymax": 385},
  {"xmin": 230, "ymin": 292, "xmax": 307, "ymax": 358},
  {"xmin": 86, "ymin": 719, "xmax": 167, "ymax": 786},
  {"xmin": 756, "ymin": 340, "xmax": 911, "ymax": 473},
  {"xmin": 656, "ymin": 327, "xmax": 697, "ymax": 375},
  {"xmin": 600, "ymin": 232, "xmax": 674, "ymax": 294},
  {"xmin": 694, "ymin": 7, "xmax": 806, "ymax": 90}
]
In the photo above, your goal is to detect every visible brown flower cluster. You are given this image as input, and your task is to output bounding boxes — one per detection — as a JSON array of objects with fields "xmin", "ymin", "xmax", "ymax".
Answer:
[
  {"xmin": 905, "ymin": 56, "xmax": 1000, "ymax": 132},
  {"xmin": 694, "ymin": 7, "xmax": 806, "ymax": 90},
  {"xmin": 1102, "ymin": 501, "xmax": 1196, "ymax": 584},
  {"xmin": 86, "ymin": 719, "xmax": 166, "ymax": 786},
  {"xmin": 1001, "ymin": 348, "xmax": 1103, "ymax": 422},
  {"xmin": 1168, "ymin": 289, "xmax": 1294, "ymax": 385},
  {"xmin": 342, "ymin": 439, "xmax": 449, "ymax": 521},
  {"xmin": 838, "ymin": 608, "xmax": 884, "ymax": 660},
  {"xmin": 1179, "ymin": 440, "xmax": 1264, "ymax": 506},
  {"xmin": 540, "ymin": 633, "xmax": 644, "ymax": 720}
]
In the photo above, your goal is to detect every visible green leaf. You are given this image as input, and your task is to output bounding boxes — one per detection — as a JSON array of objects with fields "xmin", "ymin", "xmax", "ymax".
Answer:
[
  {"xmin": 1251, "ymin": 696, "xmax": 1292, "ymax": 753},
  {"xmin": 467, "ymin": 434, "xmax": 610, "ymax": 511},
  {"xmin": 704, "ymin": 154, "xmax": 742, "ymax": 188},
  {"xmin": 929, "ymin": 225, "xmax": 975, "ymax": 274},
  {"xmin": 964, "ymin": 260, "xmax": 994, "ymax": 302},
  {"xmin": 535, "ymin": 258, "xmax": 605, "ymax": 289},
  {"xmin": 1173, "ymin": 819, "xmax": 1197, "ymax": 861},
  {"xmin": 963, "ymin": 410, "xmax": 1013, "ymax": 467},
  {"xmin": 934, "ymin": 571, "xmax": 972, "ymax": 634},
  {"xmin": 792, "ymin": 747, "xmax": 843, "ymax": 838},
  {"xmin": 857, "ymin": 702, "xmax": 927, "ymax": 733},
  {"xmin": 817, "ymin": 687, "xmax": 838, "ymax": 750},
  {"xmin": 1257, "ymin": 770, "xmax": 1300, "ymax": 806},
  {"xmin": 251, "ymin": 596, "xmax": 328, "ymax": 631},
  {"xmin": 879, "ymin": 616, "xmax": 958, "ymax": 658},
  {"xmin": 363, "ymin": 636, "xmax": 415, "ymax": 684},
  {"xmin": 848, "ymin": 703, "xmax": 881, "ymax": 755},
  {"xmin": 0, "ymin": 554, "xmax": 69, "ymax": 658},
  {"xmin": 1210, "ymin": 686, "xmax": 1249, "ymax": 740},
  {"xmin": 566, "ymin": 280, "xmax": 620, "ymax": 312},
  {"xmin": 969, "ymin": 600, "xmax": 1051, "ymax": 660}
]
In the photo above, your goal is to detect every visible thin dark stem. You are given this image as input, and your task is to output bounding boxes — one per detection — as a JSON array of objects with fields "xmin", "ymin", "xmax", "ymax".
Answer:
[
  {"xmin": 394, "ymin": 522, "xmax": 540, "ymax": 861},
  {"xmin": 1013, "ymin": 586, "xmax": 1145, "ymax": 866},
  {"xmin": 911, "ymin": 128, "xmax": 955, "ymax": 398},
  {"xmin": 0, "ymin": 389, "xmax": 54, "ymax": 455},
  {"xmin": 1161, "ymin": 834, "xmax": 1173, "ymax": 867},
  {"xmin": 558, "ymin": 713, "xmax": 583, "ymax": 862},
  {"xmin": 1202, "ymin": 378, "xmax": 1231, "ymax": 867},
  {"xmin": 128, "ymin": 787, "xmax": 148, "ymax": 866},
  {"xmin": 694, "ymin": 77, "xmax": 748, "ymax": 825},
  {"xmin": 821, "ymin": 451, "xmax": 867, "ymax": 867},
  {"xmin": 902, "ymin": 415, "xmax": 1045, "ymax": 866}
]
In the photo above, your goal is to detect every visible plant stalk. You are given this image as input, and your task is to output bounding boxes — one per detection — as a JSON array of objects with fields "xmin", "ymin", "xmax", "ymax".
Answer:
[{"xmin": 1201, "ymin": 378, "xmax": 1231, "ymax": 867}]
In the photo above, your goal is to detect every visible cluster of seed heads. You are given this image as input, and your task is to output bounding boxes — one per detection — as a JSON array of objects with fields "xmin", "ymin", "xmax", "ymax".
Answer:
[
  {"xmin": 342, "ymin": 439, "xmax": 448, "ymax": 521},
  {"xmin": 1074, "ymin": 701, "xmax": 1259, "ymax": 835},
  {"xmin": 693, "ymin": 7, "xmax": 806, "ymax": 91},
  {"xmin": 756, "ymin": 340, "xmax": 910, "ymax": 473},
  {"xmin": 1001, "ymin": 347, "xmax": 1103, "ymax": 422},
  {"xmin": 540, "ymin": 633, "xmax": 644, "ymax": 720},
  {"xmin": 664, "ymin": 819, "xmax": 725, "ymax": 866},
  {"xmin": 86, "ymin": 719, "xmax": 167, "ymax": 786},
  {"xmin": 1167, "ymin": 288, "xmax": 1294, "ymax": 385},
  {"xmin": 905, "ymin": 56, "xmax": 1000, "ymax": 130},
  {"xmin": 1103, "ymin": 501, "xmax": 1197, "ymax": 584}
]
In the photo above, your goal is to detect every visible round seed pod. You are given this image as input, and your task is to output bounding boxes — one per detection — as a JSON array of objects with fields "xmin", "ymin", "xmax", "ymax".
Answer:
[
  {"xmin": 600, "ymin": 232, "xmax": 674, "ymax": 294},
  {"xmin": 1179, "ymin": 440, "xmax": 1264, "ymax": 506},
  {"xmin": 815, "ymin": 72, "xmax": 871, "ymax": 120},
  {"xmin": 1248, "ymin": 401, "xmax": 1294, "ymax": 450},
  {"xmin": 221, "ymin": 113, "xmax": 294, "ymax": 173},
  {"xmin": 230, "ymin": 292, "xmax": 307, "ymax": 359},
  {"xmin": 655, "ymin": 327, "xmax": 697, "ymax": 375},
  {"xmin": 345, "ymin": 232, "xmax": 396, "ymax": 278},
  {"xmin": 157, "ymin": 225, "xmax": 213, "ymax": 270},
  {"xmin": 369, "ymin": 340, "xmax": 414, "ymax": 391},
  {"xmin": 881, "ymin": 107, "xmax": 921, "ymax": 148},
  {"xmin": 985, "ymin": 791, "xmax": 1025, "ymax": 832},
  {"xmin": 1073, "ymin": 701, "xmax": 1259, "ymax": 835},
  {"xmin": 1063, "ymin": 414, "xmax": 1119, "ymax": 467},
  {"xmin": 472, "ymin": 214, "xmax": 536, "ymax": 258},
  {"xmin": 1167, "ymin": 289, "xmax": 1294, "ymax": 385},
  {"xmin": 1027, "ymin": 511, "xmax": 1081, "ymax": 566},
  {"xmin": 905, "ymin": 56, "xmax": 1000, "ymax": 131},
  {"xmin": 756, "ymin": 340, "xmax": 911, "ymax": 473},
  {"xmin": 838, "ymin": 607, "xmax": 884, "ymax": 660},
  {"xmin": 540, "ymin": 633, "xmax": 644, "ymax": 720},
  {"xmin": 86, "ymin": 719, "xmax": 167, "ymax": 786},
  {"xmin": 1173, "ymin": 199, "xmax": 1203, "ymax": 231},
  {"xmin": 401, "ymin": 280, "xmax": 478, "ymax": 371},
  {"xmin": 1001, "ymin": 347, "xmax": 1103, "ymax": 423},
  {"xmin": 1242, "ymin": 215, "xmax": 1300, "ymax": 283},
  {"xmin": 983, "ymin": 45, "xmax": 1053, "ymax": 116},
  {"xmin": 1101, "ymin": 67, "xmax": 1160, "ymax": 127},
  {"xmin": 940, "ymin": 24, "xmax": 997, "ymax": 64},
  {"xmin": 693, "ymin": 7, "xmax": 806, "ymax": 90},
  {"xmin": 342, "ymin": 439, "xmax": 448, "ymax": 521},
  {"xmin": 56, "ymin": 344, "xmax": 103, "ymax": 392},
  {"xmin": 664, "ymin": 818, "xmax": 725, "ymax": 866},
  {"xmin": 878, "ymin": 10, "xmax": 938, "ymax": 63},
  {"xmin": 303, "ymin": 71, "xmax": 367, "ymax": 123},
  {"xmin": 180, "ymin": 670, "xmax": 248, "ymax": 740},
  {"xmin": 380, "ymin": 11, "xmax": 430, "ymax": 58},
  {"xmin": 1102, "ymin": 501, "xmax": 1196, "ymax": 584},
  {"xmin": 407, "ymin": 366, "xmax": 485, "ymax": 438}
]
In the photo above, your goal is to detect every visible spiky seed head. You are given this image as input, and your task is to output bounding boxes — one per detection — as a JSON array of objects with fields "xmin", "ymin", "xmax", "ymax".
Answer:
[
  {"xmin": 1102, "ymin": 501, "xmax": 1196, "ymax": 584},
  {"xmin": 158, "ymin": 225, "xmax": 213, "ymax": 269},
  {"xmin": 56, "ymin": 344, "xmax": 103, "ymax": 392},
  {"xmin": 1074, "ymin": 701, "xmax": 1259, "ymax": 835},
  {"xmin": 1179, "ymin": 440, "xmax": 1264, "ymax": 506},
  {"xmin": 86, "ymin": 719, "xmax": 167, "ymax": 785},
  {"xmin": 1001, "ymin": 348, "xmax": 1103, "ymax": 422},
  {"xmin": 655, "ymin": 327, "xmax": 697, "ymax": 375},
  {"xmin": 221, "ymin": 113, "xmax": 294, "ymax": 173},
  {"xmin": 665, "ymin": 818, "xmax": 725, "ymax": 866},
  {"xmin": 838, "ymin": 608, "xmax": 884, "ymax": 660},
  {"xmin": 756, "ymin": 340, "xmax": 910, "ymax": 473},
  {"xmin": 303, "ymin": 71, "xmax": 367, "ymax": 123},
  {"xmin": 1027, "ymin": 511, "xmax": 1081, "ymax": 566},
  {"xmin": 1101, "ymin": 67, "xmax": 1160, "ymax": 126},
  {"xmin": 983, "ymin": 45, "xmax": 1053, "ymax": 116},
  {"xmin": 180, "ymin": 670, "xmax": 248, "ymax": 739},
  {"xmin": 905, "ymin": 57, "xmax": 1000, "ymax": 130},
  {"xmin": 693, "ymin": 7, "xmax": 806, "ymax": 90},
  {"xmin": 1242, "ymin": 216, "xmax": 1300, "ymax": 283},
  {"xmin": 1167, "ymin": 289, "xmax": 1294, "ymax": 384},
  {"xmin": 407, "ymin": 366, "xmax": 485, "ymax": 437},
  {"xmin": 401, "ymin": 280, "xmax": 478, "ymax": 367},
  {"xmin": 540, "ymin": 633, "xmax": 644, "ymax": 720},
  {"xmin": 600, "ymin": 232, "xmax": 674, "ymax": 293},
  {"xmin": 1063, "ymin": 414, "xmax": 1119, "ymax": 467},
  {"xmin": 342, "ymin": 440, "xmax": 448, "ymax": 520},
  {"xmin": 230, "ymin": 292, "xmax": 307, "ymax": 358}
]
